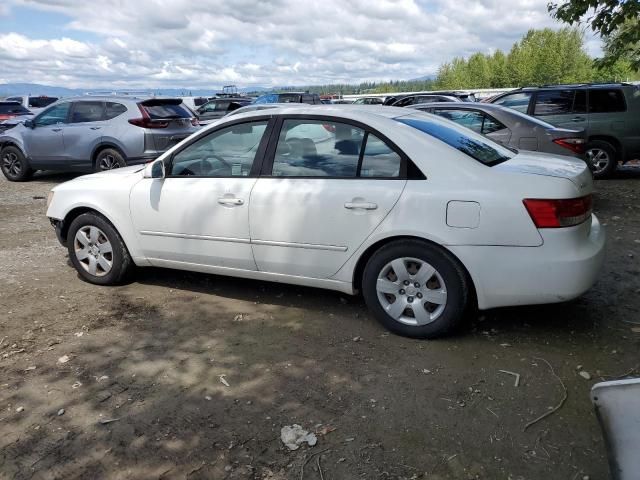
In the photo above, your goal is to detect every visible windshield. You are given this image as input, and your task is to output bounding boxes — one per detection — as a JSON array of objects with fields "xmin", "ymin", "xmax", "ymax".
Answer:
[
  {"xmin": 397, "ymin": 114, "xmax": 513, "ymax": 166},
  {"xmin": 0, "ymin": 103, "xmax": 31, "ymax": 115},
  {"xmin": 254, "ymin": 94, "xmax": 278, "ymax": 104}
]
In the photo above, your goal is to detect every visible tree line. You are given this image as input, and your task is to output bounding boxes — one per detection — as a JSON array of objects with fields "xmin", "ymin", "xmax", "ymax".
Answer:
[{"xmin": 279, "ymin": 25, "xmax": 639, "ymax": 96}]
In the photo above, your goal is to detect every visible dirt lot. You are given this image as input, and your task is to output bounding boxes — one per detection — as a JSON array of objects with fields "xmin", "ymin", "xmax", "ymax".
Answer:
[{"xmin": 1, "ymin": 168, "xmax": 639, "ymax": 480}]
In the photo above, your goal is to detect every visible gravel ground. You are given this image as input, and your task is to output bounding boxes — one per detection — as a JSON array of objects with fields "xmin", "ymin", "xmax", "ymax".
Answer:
[{"xmin": 1, "ymin": 167, "xmax": 639, "ymax": 480}]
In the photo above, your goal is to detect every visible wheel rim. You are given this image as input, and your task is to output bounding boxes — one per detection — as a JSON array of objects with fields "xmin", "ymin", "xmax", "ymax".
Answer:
[
  {"xmin": 376, "ymin": 257, "xmax": 448, "ymax": 326},
  {"xmin": 74, "ymin": 226, "xmax": 113, "ymax": 277},
  {"xmin": 586, "ymin": 148, "xmax": 610, "ymax": 174},
  {"xmin": 99, "ymin": 154, "xmax": 120, "ymax": 170},
  {"xmin": 2, "ymin": 151, "xmax": 21, "ymax": 177}
]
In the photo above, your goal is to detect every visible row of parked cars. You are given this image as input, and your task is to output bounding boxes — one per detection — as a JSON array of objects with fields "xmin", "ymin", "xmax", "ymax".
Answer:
[{"xmin": 1, "ymin": 83, "xmax": 638, "ymax": 181}]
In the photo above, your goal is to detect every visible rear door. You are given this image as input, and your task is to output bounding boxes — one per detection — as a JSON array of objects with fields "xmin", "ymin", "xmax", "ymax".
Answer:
[
  {"xmin": 64, "ymin": 101, "xmax": 106, "ymax": 170},
  {"xmin": 531, "ymin": 89, "xmax": 587, "ymax": 131},
  {"xmin": 249, "ymin": 117, "xmax": 406, "ymax": 278},
  {"xmin": 586, "ymin": 88, "xmax": 631, "ymax": 153},
  {"xmin": 22, "ymin": 102, "xmax": 70, "ymax": 166}
]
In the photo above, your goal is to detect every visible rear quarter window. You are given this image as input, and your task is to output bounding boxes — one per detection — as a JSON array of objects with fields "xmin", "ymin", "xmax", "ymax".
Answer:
[
  {"xmin": 397, "ymin": 115, "xmax": 513, "ymax": 166},
  {"xmin": 588, "ymin": 89, "xmax": 626, "ymax": 113},
  {"xmin": 143, "ymin": 102, "xmax": 192, "ymax": 119},
  {"xmin": 105, "ymin": 102, "xmax": 127, "ymax": 120}
]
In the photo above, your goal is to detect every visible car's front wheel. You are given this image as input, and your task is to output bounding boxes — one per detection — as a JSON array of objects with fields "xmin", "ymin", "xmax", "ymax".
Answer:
[
  {"xmin": 67, "ymin": 212, "xmax": 133, "ymax": 285},
  {"xmin": 1, "ymin": 146, "xmax": 33, "ymax": 182},
  {"xmin": 95, "ymin": 148, "xmax": 126, "ymax": 171},
  {"xmin": 362, "ymin": 240, "xmax": 470, "ymax": 338}
]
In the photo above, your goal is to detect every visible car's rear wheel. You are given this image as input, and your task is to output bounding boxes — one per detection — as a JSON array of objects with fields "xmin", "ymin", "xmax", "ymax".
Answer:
[
  {"xmin": 586, "ymin": 140, "xmax": 617, "ymax": 179},
  {"xmin": 1, "ymin": 146, "xmax": 33, "ymax": 182},
  {"xmin": 95, "ymin": 148, "xmax": 126, "ymax": 171},
  {"xmin": 362, "ymin": 240, "xmax": 469, "ymax": 338},
  {"xmin": 67, "ymin": 212, "xmax": 133, "ymax": 285}
]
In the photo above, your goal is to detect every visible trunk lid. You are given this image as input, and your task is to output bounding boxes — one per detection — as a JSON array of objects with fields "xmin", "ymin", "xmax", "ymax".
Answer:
[{"xmin": 494, "ymin": 151, "xmax": 593, "ymax": 195}]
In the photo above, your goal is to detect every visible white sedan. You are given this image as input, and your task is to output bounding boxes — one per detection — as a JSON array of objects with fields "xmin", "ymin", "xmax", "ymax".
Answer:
[{"xmin": 46, "ymin": 106, "xmax": 605, "ymax": 338}]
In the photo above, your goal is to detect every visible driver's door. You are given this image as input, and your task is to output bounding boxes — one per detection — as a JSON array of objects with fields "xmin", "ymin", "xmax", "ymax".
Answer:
[
  {"xmin": 22, "ymin": 102, "xmax": 71, "ymax": 167},
  {"xmin": 130, "ymin": 118, "xmax": 272, "ymax": 270}
]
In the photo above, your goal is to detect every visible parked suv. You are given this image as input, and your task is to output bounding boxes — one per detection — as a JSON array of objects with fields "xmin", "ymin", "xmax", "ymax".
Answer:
[
  {"xmin": 488, "ymin": 83, "xmax": 640, "ymax": 177},
  {"xmin": 195, "ymin": 97, "xmax": 252, "ymax": 125},
  {"xmin": 0, "ymin": 96, "xmax": 198, "ymax": 181},
  {"xmin": 254, "ymin": 92, "xmax": 323, "ymax": 104}
]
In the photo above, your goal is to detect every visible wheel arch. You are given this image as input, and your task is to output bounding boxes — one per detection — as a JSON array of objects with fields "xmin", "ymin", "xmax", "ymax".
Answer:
[{"xmin": 352, "ymin": 235, "xmax": 478, "ymax": 308}]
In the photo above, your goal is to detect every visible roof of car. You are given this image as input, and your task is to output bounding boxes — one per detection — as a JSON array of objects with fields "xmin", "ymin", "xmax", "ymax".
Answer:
[
  {"xmin": 229, "ymin": 104, "xmax": 412, "ymax": 120},
  {"xmin": 513, "ymin": 82, "xmax": 635, "ymax": 91},
  {"xmin": 411, "ymin": 102, "xmax": 503, "ymax": 110},
  {"xmin": 54, "ymin": 95, "xmax": 184, "ymax": 102}
]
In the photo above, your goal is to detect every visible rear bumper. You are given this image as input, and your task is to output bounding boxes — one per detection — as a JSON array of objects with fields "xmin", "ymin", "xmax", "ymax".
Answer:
[{"xmin": 448, "ymin": 214, "xmax": 606, "ymax": 310}]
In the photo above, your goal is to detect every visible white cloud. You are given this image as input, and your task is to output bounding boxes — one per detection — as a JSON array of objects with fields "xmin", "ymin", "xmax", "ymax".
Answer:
[{"xmin": 0, "ymin": 0, "xmax": 600, "ymax": 88}]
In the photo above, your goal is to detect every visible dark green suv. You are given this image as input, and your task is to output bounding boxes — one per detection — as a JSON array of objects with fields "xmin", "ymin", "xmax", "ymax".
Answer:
[{"xmin": 488, "ymin": 83, "xmax": 640, "ymax": 178}]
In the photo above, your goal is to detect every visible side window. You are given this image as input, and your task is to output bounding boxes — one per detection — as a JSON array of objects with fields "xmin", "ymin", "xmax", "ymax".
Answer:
[
  {"xmin": 6, "ymin": 97, "xmax": 21, "ymax": 103},
  {"xmin": 104, "ymin": 102, "xmax": 127, "ymax": 120},
  {"xmin": 170, "ymin": 121, "xmax": 267, "ymax": 177},
  {"xmin": 492, "ymin": 92, "xmax": 532, "ymax": 113},
  {"xmin": 396, "ymin": 97, "xmax": 415, "ymax": 107},
  {"xmin": 432, "ymin": 109, "xmax": 484, "ymax": 133},
  {"xmin": 588, "ymin": 89, "xmax": 626, "ymax": 113},
  {"xmin": 533, "ymin": 90, "xmax": 574, "ymax": 115},
  {"xmin": 272, "ymin": 119, "xmax": 364, "ymax": 177},
  {"xmin": 214, "ymin": 101, "xmax": 230, "ymax": 111},
  {"xmin": 70, "ymin": 102, "xmax": 105, "ymax": 123},
  {"xmin": 301, "ymin": 94, "xmax": 314, "ymax": 104},
  {"xmin": 34, "ymin": 102, "xmax": 71, "ymax": 126},
  {"xmin": 481, "ymin": 114, "xmax": 506, "ymax": 134},
  {"xmin": 360, "ymin": 134, "xmax": 401, "ymax": 178}
]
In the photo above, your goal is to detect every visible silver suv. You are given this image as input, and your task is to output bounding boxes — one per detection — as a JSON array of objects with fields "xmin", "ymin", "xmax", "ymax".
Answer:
[{"xmin": 0, "ymin": 96, "xmax": 198, "ymax": 181}]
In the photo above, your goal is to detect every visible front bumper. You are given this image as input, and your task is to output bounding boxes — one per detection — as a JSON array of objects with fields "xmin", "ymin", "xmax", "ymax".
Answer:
[
  {"xmin": 448, "ymin": 214, "xmax": 606, "ymax": 310},
  {"xmin": 50, "ymin": 218, "xmax": 67, "ymax": 247}
]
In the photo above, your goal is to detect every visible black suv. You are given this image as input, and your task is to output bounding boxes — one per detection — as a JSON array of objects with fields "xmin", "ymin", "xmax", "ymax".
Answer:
[{"xmin": 488, "ymin": 83, "xmax": 640, "ymax": 178}]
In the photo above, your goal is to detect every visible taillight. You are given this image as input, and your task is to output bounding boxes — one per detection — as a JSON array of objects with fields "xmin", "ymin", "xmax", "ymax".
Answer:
[
  {"xmin": 552, "ymin": 137, "xmax": 585, "ymax": 154},
  {"xmin": 523, "ymin": 195, "xmax": 592, "ymax": 228},
  {"xmin": 128, "ymin": 103, "xmax": 169, "ymax": 129}
]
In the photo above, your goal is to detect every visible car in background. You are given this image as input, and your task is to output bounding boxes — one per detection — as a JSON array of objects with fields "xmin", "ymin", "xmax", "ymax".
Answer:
[
  {"xmin": 0, "ymin": 102, "xmax": 34, "ymax": 133},
  {"xmin": 46, "ymin": 105, "xmax": 603, "ymax": 339},
  {"xmin": 385, "ymin": 91, "xmax": 476, "ymax": 106},
  {"xmin": 180, "ymin": 96, "xmax": 216, "ymax": 111},
  {"xmin": 487, "ymin": 83, "xmax": 640, "ymax": 177},
  {"xmin": 254, "ymin": 92, "xmax": 323, "ymax": 104},
  {"xmin": 3, "ymin": 95, "xmax": 58, "ymax": 114},
  {"xmin": 411, "ymin": 102, "xmax": 586, "ymax": 159},
  {"xmin": 226, "ymin": 103, "xmax": 308, "ymax": 117},
  {"xmin": 195, "ymin": 97, "xmax": 252, "ymax": 125},
  {"xmin": 352, "ymin": 97, "xmax": 385, "ymax": 105},
  {"xmin": 0, "ymin": 96, "xmax": 197, "ymax": 181}
]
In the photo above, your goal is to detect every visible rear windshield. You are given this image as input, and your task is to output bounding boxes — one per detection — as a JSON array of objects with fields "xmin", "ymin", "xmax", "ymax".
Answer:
[
  {"xmin": 0, "ymin": 103, "xmax": 31, "ymax": 114},
  {"xmin": 29, "ymin": 97, "xmax": 58, "ymax": 108},
  {"xmin": 141, "ymin": 102, "xmax": 192, "ymax": 119},
  {"xmin": 278, "ymin": 93, "xmax": 303, "ymax": 103},
  {"xmin": 397, "ymin": 114, "xmax": 513, "ymax": 166}
]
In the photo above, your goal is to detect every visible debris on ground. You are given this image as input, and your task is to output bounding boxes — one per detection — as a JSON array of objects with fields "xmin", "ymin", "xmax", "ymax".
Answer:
[
  {"xmin": 524, "ymin": 357, "xmax": 568, "ymax": 431},
  {"xmin": 233, "ymin": 314, "xmax": 244, "ymax": 322},
  {"xmin": 280, "ymin": 424, "xmax": 318, "ymax": 450},
  {"xmin": 498, "ymin": 369, "xmax": 520, "ymax": 387},
  {"xmin": 57, "ymin": 408, "xmax": 65, "ymax": 416},
  {"xmin": 57, "ymin": 355, "xmax": 70, "ymax": 364},
  {"xmin": 219, "ymin": 375, "xmax": 230, "ymax": 387},
  {"xmin": 99, "ymin": 418, "xmax": 120, "ymax": 425},
  {"xmin": 15, "ymin": 406, "xmax": 24, "ymax": 413},
  {"xmin": 579, "ymin": 371, "xmax": 592, "ymax": 380},
  {"xmin": 316, "ymin": 425, "xmax": 336, "ymax": 436},
  {"xmin": 352, "ymin": 336, "xmax": 362, "ymax": 342}
]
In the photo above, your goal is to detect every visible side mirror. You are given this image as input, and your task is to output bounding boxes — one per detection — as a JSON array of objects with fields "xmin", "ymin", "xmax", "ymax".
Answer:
[
  {"xmin": 144, "ymin": 160, "xmax": 165, "ymax": 179},
  {"xmin": 24, "ymin": 119, "xmax": 34, "ymax": 129}
]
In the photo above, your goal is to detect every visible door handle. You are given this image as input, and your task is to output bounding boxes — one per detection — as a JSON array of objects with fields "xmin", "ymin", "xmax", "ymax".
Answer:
[
  {"xmin": 344, "ymin": 201, "xmax": 378, "ymax": 210},
  {"xmin": 218, "ymin": 197, "xmax": 244, "ymax": 206},
  {"xmin": 90, "ymin": 126, "xmax": 101, "ymax": 130},
  {"xmin": 52, "ymin": 128, "xmax": 62, "ymax": 132}
]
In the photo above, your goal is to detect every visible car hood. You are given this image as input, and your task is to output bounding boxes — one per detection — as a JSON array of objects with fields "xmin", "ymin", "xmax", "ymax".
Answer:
[{"xmin": 495, "ymin": 150, "xmax": 592, "ymax": 193}]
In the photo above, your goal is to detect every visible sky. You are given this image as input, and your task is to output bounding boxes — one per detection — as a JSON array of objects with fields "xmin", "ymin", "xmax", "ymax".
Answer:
[{"xmin": 0, "ymin": 0, "xmax": 603, "ymax": 89}]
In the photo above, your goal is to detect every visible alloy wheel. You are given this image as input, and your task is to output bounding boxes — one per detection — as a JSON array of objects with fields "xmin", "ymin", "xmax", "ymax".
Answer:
[
  {"xmin": 376, "ymin": 257, "xmax": 448, "ymax": 326},
  {"xmin": 73, "ymin": 226, "xmax": 113, "ymax": 277},
  {"xmin": 586, "ymin": 148, "xmax": 610, "ymax": 174},
  {"xmin": 99, "ymin": 154, "xmax": 120, "ymax": 170},
  {"xmin": 2, "ymin": 151, "xmax": 21, "ymax": 177}
]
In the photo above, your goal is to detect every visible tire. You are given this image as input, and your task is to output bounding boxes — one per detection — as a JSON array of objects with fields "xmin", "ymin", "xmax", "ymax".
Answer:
[
  {"xmin": 585, "ymin": 140, "xmax": 617, "ymax": 179},
  {"xmin": 1, "ymin": 145, "xmax": 33, "ymax": 181},
  {"xmin": 67, "ymin": 212, "xmax": 133, "ymax": 285},
  {"xmin": 95, "ymin": 148, "xmax": 126, "ymax": 172},
  {"xmin": 362, "ymin": 240, "xmax": 470, "ymax": 339}
]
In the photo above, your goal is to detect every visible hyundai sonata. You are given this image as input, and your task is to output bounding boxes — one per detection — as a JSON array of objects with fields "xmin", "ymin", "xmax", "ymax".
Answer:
[{"xmin": 46, "ymin": 106, "xmax": 605, "ymax": 338}]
